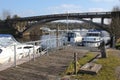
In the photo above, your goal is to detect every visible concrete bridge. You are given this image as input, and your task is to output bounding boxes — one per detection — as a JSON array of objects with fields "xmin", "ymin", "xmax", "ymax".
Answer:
[{"xmin": 5, "ymin": 11, "xmax": 120, "ymax": 35}]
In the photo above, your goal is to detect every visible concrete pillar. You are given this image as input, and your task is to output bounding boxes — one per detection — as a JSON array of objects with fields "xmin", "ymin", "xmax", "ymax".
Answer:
[
  {"xmin": 90, "ymin": 18, "xmax": 93, "ymax": 22},
  {"xmin": 112, "ymin": 36, "xmax": 115, "ymax": 48},
  {"xmin": 101, "ymin": 17, "xmax": 104, "ymax": 25}
]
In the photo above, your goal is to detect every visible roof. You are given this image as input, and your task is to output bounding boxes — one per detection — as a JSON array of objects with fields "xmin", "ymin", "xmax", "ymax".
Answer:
[{"xmin": 0, "ymin": 34, "xmax": 12, "ymax": 37}]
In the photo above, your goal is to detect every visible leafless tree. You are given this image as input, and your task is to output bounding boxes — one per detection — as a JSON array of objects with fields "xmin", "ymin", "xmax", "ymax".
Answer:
[
  {"xmin": 2, "ymin": 9, "xmax": 11, "ymax": 20},
  {"xmin": 110, "ymin": 6, "xmax": 120, "ymax": 41},
  {"xmin": 13, "ymin": 14, "xmax": 20, "ymax": 19}
]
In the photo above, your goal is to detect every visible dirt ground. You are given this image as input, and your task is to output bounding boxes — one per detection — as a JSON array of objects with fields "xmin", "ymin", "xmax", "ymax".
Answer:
[{"xmin": 0, "ymin": 46, "xmax": 89, "ymax": 80}]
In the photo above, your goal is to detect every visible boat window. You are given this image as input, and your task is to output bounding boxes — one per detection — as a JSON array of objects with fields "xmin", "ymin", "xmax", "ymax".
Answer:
[
  {"xmin": 17, "ymin": 47, "xmax": 22, "ymax": 49},
  {"xmin": 87, "ymin": 33, "xmax": 100, "ymax": 36},
  {"xmin": 67, "ymin": 33, "xmax": 75, "ymax": 38},
  {"xmin": 76, "ymin": 33, "xmax": 80, "ymax": 37},
  {"xmin": 84, "ymin": 41, "xmax": 98, "ymax": 43},
  {"xmin": 24, "ymin": 46, "xmax": 33, "ymax": 49},
  {"xmin": 0, "ymin": 49, "xmax": 2, "ymax": 53}
]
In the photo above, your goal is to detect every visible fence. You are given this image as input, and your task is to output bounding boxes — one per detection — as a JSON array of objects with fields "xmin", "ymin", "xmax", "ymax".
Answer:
[{"xmin": 0, "ymin": 37, "xmax": 66, "ymax": 71}]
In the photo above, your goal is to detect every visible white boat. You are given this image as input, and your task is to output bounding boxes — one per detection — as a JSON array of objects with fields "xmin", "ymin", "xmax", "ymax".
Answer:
[
  {"xmin": 82, "ymin": 30, "xmax": 110, "ymax": 47},
  {"xmin": 64, "ymin": 31, "xmax": 83, "ymax": 45},
  {"xmin": 0, "ymin": 34, "xmax": 40, "ymax": 64}
]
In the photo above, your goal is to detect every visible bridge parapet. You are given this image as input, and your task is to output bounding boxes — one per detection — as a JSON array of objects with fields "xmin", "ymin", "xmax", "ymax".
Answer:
[{"xmin": 7, "ymin": 11, "xmax": 114, "ymax": 22}]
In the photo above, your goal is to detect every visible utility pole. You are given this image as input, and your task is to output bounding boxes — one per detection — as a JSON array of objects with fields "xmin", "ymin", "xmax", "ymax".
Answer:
[
  {"xmin": 66, "ymin": 12, "xmax": 69, "ymax": 33},
  {"xmin": 56, "ymin": 24, "xmax": 59, "ymax": 48}
]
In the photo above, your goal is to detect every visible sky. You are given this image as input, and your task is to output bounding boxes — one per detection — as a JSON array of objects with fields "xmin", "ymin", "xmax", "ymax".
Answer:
[{"xmin": 0, "ymin": 0, "xmax": 120, "ymax": 18}]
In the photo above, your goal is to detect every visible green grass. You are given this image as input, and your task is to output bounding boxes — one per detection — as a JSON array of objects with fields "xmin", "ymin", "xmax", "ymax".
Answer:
[
  {"xmin": 71, "ymin": 52, "xmax": 120, "ymax": 80},
  {"xmin": 115, "ymin": 43, "xmax": 120, "ymax": 49},
  {"xmin": 64, "ymin": 52, "xmax": 96, "ymax": 75}
]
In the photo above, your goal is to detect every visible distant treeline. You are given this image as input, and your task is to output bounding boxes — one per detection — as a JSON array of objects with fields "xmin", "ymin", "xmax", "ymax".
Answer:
[
  {"xmin": 41, "ymin": 22, "xmax": 100, "ymax": 30},
  {"xmin": 0, "ymin": 21, "xmax": 109, "ymax": 36}
]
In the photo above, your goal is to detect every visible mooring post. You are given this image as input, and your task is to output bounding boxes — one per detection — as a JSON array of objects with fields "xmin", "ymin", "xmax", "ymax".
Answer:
[
  {"xmin": 14, "ymin": 45, "xmax": 17, "ymax": 67},
  {"xmin": 28, "ymin": 49, "xmax": 31, "ymax": 63},
  {"xmin": 99, "ymin": 41, "xmax": 107, "ymax": 58},
  {"xmin": 74, "ymin": 52, "xmax": 77, "ymax": 75},
  {"xmin": 33, "ymin": 42, "xmax": 35, "ymax": 61}
]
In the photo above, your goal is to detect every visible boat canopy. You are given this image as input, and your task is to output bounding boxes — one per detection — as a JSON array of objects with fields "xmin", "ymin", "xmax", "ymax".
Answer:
[{"xmin": 0, "ymin": 34, "xmax": 19, "ymax": 47}]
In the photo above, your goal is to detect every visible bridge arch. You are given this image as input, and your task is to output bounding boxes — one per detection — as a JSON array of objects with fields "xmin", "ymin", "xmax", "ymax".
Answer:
[
  {"xmin": 6, "ymin": 11, "xmax": 120, "ymax": 36},
  {"xmin": 22, "ymin": 17, "xmax": 109, "ymax": 34}
]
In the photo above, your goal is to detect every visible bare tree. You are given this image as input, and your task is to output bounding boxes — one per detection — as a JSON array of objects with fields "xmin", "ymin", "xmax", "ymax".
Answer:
[
  {"xmin": 2, "ymin": 9, "xmax": 11, "ymax": 20},
  {"xmin": 13, "ymin": 14, "xmax": 20, "ymax": 19},
  {"xmin": 110, "ymin": 6, "xmax": 120, "ymax": 41}
]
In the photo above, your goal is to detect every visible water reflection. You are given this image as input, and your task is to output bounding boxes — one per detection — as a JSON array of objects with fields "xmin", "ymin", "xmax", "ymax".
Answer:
[
  {"xmin": 40, "ymin": 35, "xmax": 64, "ymax": 49},
  {"xmin": 16, "ymin": 34, "xmax": 65, "ymax": 49},
  {"xmin": 16, "ymin": 35, "xmax": 41, "ymax": 43}
]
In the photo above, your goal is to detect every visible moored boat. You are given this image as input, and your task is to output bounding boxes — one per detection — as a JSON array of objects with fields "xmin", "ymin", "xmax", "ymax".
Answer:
[{"xmin": 0, "ymin": 34, "xmax": 40, "ymax": 64}]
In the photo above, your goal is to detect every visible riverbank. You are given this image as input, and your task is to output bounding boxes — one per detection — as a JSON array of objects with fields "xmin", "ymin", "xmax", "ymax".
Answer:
[
  {"xmin": 0, "ymin": 46, "xmax": 89, "ymax": 80},
  {"xmin": 0, "ymin": 47, "xmax": 120, "ymax": 80}
]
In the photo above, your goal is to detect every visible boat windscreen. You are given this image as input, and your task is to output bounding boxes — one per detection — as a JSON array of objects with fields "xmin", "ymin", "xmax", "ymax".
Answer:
[
  {"xmin": 67, "ymin": 33, "xmax": 75, "ymax": 38},
  {"xmin": 0, "ymin": 36, "xmax": 19, "ymax": 47},
  {"xmin": 87, "ymin": 33, "xmax": 100, "ymax": 37}
]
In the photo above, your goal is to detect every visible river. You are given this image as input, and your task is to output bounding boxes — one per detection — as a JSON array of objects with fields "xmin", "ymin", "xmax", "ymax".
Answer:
[{"xmin": 16, "ymin": 35, "xmax": 41, "ymax": 43}]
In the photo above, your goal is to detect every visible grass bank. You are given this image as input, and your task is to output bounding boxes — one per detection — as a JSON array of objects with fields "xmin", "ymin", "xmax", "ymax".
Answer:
[
  {"xmin": 71, "ymin": 50, "xmax": 120, "ymax": 80},
  {"xmin": 64, "ymin": 52, "xmax": 97, "ymax": 75}
]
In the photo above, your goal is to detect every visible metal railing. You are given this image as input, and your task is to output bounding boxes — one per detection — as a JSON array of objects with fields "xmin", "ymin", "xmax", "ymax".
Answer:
[{"xmin": 0, "ymin": 37, "xmax": 66, "ymax": 71}]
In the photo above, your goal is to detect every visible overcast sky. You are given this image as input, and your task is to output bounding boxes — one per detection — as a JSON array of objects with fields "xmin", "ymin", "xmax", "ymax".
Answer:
[{"xmin": 0, "ymin": 0, "xmax": 119, "ymax": 17}]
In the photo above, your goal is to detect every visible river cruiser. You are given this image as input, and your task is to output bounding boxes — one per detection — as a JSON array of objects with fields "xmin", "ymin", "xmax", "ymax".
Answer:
[
  {"xmin": 64, "ymin": 31, "xmax": 83, "ymax": 45},
  {"xmin": 0, "ymin": 34, "xmax": 40, "ymax": 64},
  {"xmin": 82, "ymin": 30, "xmax": 110, "ymax": 47}
]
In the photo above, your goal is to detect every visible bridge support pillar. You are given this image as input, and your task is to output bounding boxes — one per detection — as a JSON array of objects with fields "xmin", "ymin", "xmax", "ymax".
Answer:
[
  {"xmin": 90, "ymin": 18, "xmax": 93, "ymax": 22},
  {"xmin": 111, "ymin": 36, "xmax": 116, "ymax": 48},
  {"xmin": 101, "ymin": 17, "xmax": 104, "ymax": 25}
]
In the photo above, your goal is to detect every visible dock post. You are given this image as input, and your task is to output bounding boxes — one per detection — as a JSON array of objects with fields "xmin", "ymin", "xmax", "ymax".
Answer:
[
  {"xmin": 74, "ymin": 52, "xmax": 77, "ymax": 75},
  {"xmin": 28, "ymin": 50, "xmax": 31, "ymax": 62},
  {"xmin": 99, "ymin": 41, "xmax": 107, "ymax": 58},
  {"xmin": 33, "ymin": 42, "xmax": 35, "ymax": 61}
]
